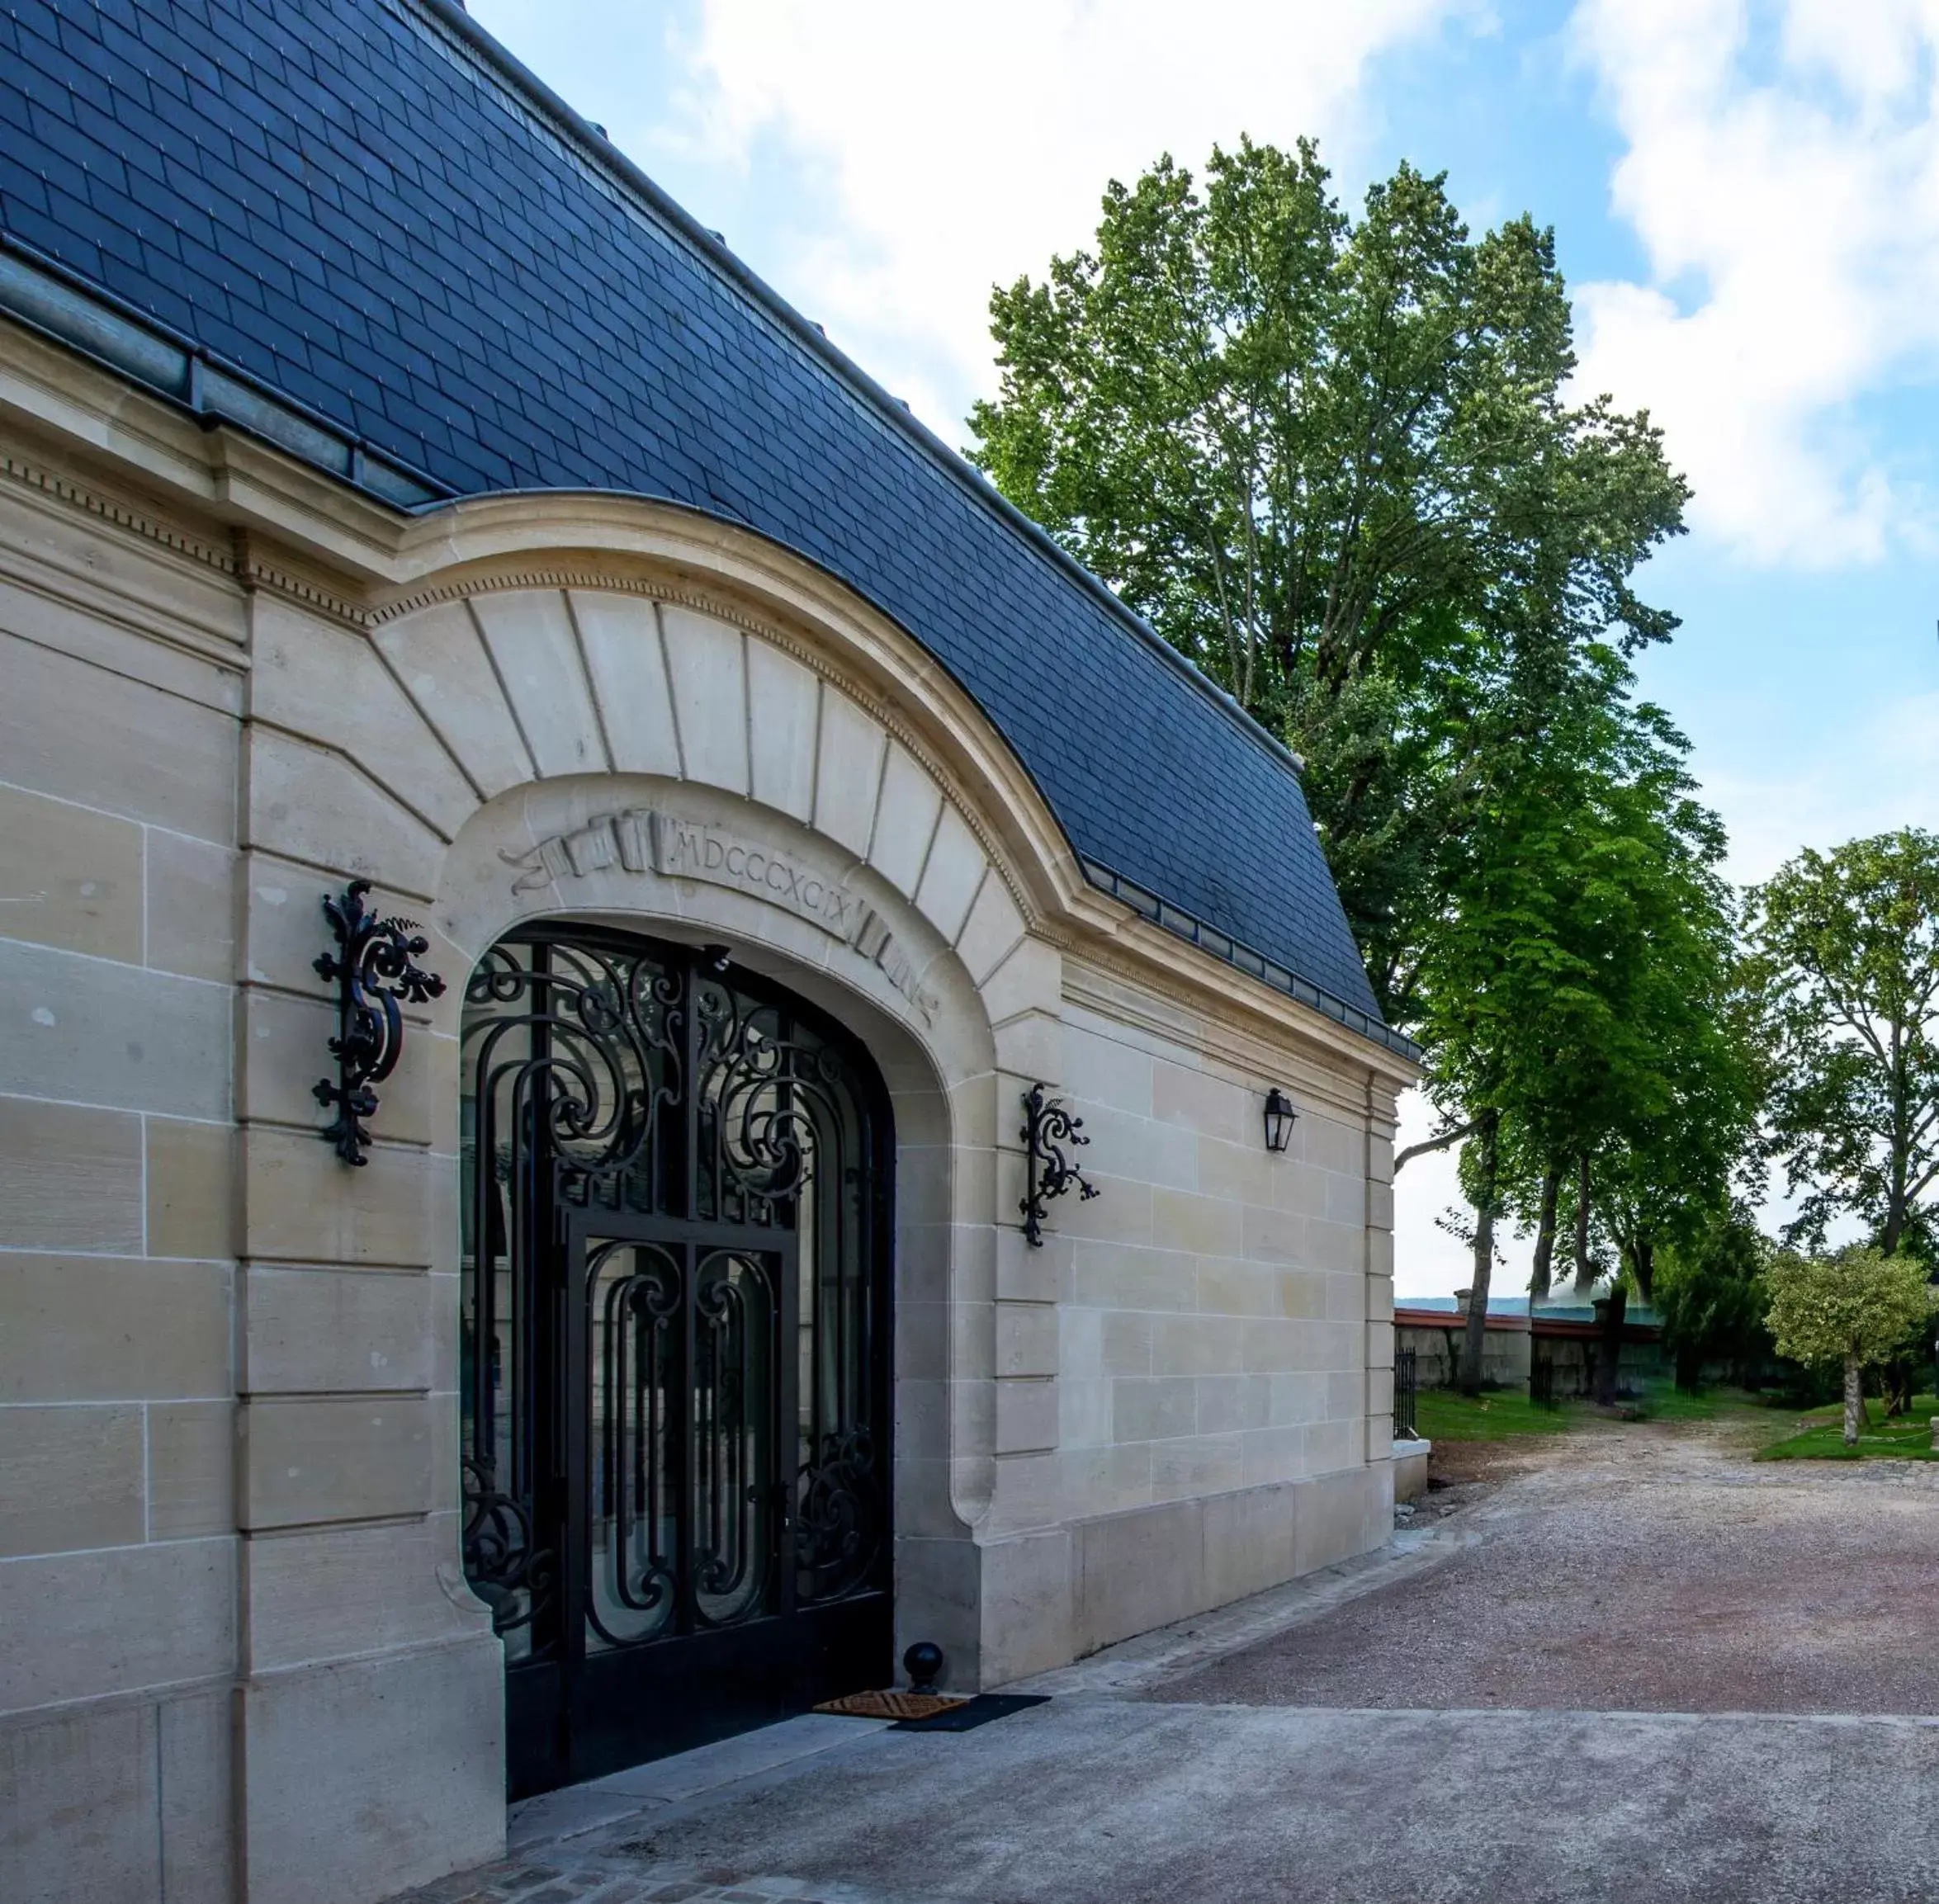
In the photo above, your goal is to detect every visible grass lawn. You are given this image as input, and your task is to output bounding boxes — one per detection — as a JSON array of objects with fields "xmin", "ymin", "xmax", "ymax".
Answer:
[
  {"xmin": 1757, "ymin": 1393, "xmax": 1939, "ymax": 1462},
  {"xmin": 1629, "ymin": 1383, "xmax": 1767, "ymax": 1424},
  {"xmin": 1412, "ymin": 1387, "xmax": 1579, "ymax": 1441},
  {"xmin": 1412, "ymin": 1381, "xmax": 1764, "ymax": 1443},
  {"xmin": 1410, "ymin": 1378, "xmax": 1939, "ymax": 1459}
]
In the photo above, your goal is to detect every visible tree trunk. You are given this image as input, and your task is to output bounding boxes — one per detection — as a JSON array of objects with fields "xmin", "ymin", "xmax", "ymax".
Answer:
[
  {"xmin": 1882, "ymin": 1359, "xmax": 1911, "ymax": 1419},
  {"xmin": 1843, "ymin": 1352, "xmax": 1863, "ymax": 1447},
  {"xmin": 1593, "ymin": 1280, "xmax": 1627, "ymax": 1407},
  {"xmin": 1675, "ymin": 1344, "xmax": 1702, "ymax": 1392},
  {"xmin": 1572, "ymin": 1153, "xmax": 1592, "ymax": 1287},
  {"xmin": 1632, "ymin": 1236, "xmax": 1656, "ymax": 1304},
  {"xmin": 1530, "ymin": 1164, "xmax": 1559, "ymax": 1302},
  {"xmin": 1459, "ymin": 1111, "xmax": 1501, "ymax": 1396}
]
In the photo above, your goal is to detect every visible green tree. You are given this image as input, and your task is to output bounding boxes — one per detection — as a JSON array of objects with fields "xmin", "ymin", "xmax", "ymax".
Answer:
[
  {"xmin": 1411, "ymin": 645, "xmax": 1757, "ymax": 1394},
  {"xmin": 967, "ymin": 132, "xmax": 1747, "ymax": 1402},
  {"xmin": 1764, "ymin": 1247, "xmax": 1934, "ymax": 1444},
  {"xmin": 967, "ymin": 138, "xmax": 1687, "ymax": 1020},
  {"xmin": 1746, "ymin": 830, "xmax": 1939, "ymax": 1260},
  {"xmin": 1653, "ymin": 1209, "xmax": 1771, "ymax": 1391},
  {"xmin": 1579, "ymin": 935, "xmax": 1766, "ymax": 1403}
]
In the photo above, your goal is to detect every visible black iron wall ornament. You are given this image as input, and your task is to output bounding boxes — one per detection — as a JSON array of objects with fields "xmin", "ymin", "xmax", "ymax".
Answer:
[
  {"xmin": 313, "ymin": 881, "xmax": 445, "ymax": 1165},
  {"xmin": 1019, "ymin": 1082, "xmax": 1098, "ymax": 1245}
]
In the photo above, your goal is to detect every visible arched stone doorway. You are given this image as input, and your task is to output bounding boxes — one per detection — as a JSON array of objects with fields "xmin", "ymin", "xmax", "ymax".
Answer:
[{"xmin": 457, "ymin": 920, "xmax": 896, "ymax": 1795}]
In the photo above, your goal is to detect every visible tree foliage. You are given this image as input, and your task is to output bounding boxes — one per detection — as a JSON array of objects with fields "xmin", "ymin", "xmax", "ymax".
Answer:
[
  {"xmin": 1770, "ymin": 1248, "xmax": 1929, "ymax": 1370},
  {"xmin": 1653, "ymin": 1209, "xmax": 1771, "ymax": 1390},
  {"xmin": 1765, "ymin": 1246, "xmax": 1932, "ymax": 1445},
  {"xmin": 967, "ymin": 138, "xmax": 1688, "ymax": 1018},
  {"xmin": 1410, "ymin": 642, "xmax": 1759, "ymax": 1387},
  {"xmin": 1746, "ymin": 830, "xmax": 1939, "ymax": 1261},
  {"xmin": 967, "ymin": 135, "xmax": 1771, "ymax": 1385}
]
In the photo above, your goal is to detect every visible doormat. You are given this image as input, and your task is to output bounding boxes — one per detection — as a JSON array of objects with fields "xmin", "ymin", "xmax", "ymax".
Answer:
[
  {"xmin": 890, "ymin": 1694, "xmax": 1052, "ymax": 1733},
  {"xmin": 814, "ymin": 1689, "xmax": 969, "ymax": 1721}
]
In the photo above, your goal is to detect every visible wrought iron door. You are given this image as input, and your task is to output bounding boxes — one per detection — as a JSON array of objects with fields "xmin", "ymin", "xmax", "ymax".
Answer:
[{"xmin": 459, "ymin": 926, "xmax": 893, "ymax": 1798}]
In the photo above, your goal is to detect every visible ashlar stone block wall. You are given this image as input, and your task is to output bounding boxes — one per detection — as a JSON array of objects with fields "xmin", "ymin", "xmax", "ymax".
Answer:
[
  {"xmin": 971, "ymin": 980, "xmax": 1398, "ymax": 1681},
  {"xmin": 1057, "ymin": 1004, "xmax": 1377, "ymax": 1504},
  {"xmin": 0, "ymin": 483, "xmax": 244, "ymax": 1904},
  {"xmin": 0, "ymin": 424, "xmax": 1412, "ymax": 1903}
]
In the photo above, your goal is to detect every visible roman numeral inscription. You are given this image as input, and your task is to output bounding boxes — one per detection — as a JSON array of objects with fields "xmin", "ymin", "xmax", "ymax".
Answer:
[
  {"xmin": 502, "ymin": 808, "xmax": 939, "ymax": 1023},
  {"xmin": 648, "ymin": 812, "xmax": 869, "ymax": 941}
]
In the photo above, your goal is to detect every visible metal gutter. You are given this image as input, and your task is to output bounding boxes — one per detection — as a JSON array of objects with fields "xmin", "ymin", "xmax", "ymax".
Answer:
[{"xmin": 0, "ymin": 235, "xmax": 452, "ymax": 509}]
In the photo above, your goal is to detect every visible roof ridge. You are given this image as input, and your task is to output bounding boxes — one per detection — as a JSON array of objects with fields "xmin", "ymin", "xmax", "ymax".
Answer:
[{"xmin": 409, "ymin": 0, "xmax": 1308, "ymax": 788}]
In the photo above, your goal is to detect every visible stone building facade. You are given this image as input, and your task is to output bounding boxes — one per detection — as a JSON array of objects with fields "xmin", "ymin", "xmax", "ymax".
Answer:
[{"xmin": 0, "ymin": 3, "xmax": 1417, "ymax": 1901}]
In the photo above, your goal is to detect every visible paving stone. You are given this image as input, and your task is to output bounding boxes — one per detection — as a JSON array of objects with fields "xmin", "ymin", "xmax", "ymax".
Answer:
[
  {"xmin": 504, "ymin": 1873, "xmax": 564, "ymax": 1897},
  {"xmin": 392, "ymin": 1430, "xmax": 1939, "ymax": 1904}
]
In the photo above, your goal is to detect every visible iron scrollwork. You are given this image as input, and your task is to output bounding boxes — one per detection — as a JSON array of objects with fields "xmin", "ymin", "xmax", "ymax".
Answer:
[
  {"xmin": 313, "ymin": 880, "xmax": 445, "ymax": 1164},
  {"xmin": 461, "ymin": 1454, "xmax": 556, "ymax": 1637},
  {"xmin": 1019, "ymin": 1082, "xmax": 1099, "ymax": 1245},
  {"xmin": 458, "ymin": 923, "xmax": 892, "ymax": 1729},
  {"xmin": 796, "ymin": 1427, "xmax": 885, "ymax": 1601}
]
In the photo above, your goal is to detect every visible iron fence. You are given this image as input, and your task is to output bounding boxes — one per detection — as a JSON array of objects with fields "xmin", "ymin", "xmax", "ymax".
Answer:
[
  {"xmin": 1394, "ymin": 1347, "xmax": 1418, "ymax": 1439},
  {"xmin": 1531, "ymin": 1354, "xmax": 1556, "ymax": 1409}
]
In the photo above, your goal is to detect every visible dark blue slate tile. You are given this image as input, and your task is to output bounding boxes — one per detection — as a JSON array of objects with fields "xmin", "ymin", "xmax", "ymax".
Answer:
[
  {"xmin": 113, "ymin": 84, "xmax": 225, "ymax": 178},
  {"xmin": 0, "ymin": 0, "xmax": 1382, "ymax": 1023},
  {"xmin": 0, "ymin": 155, "xmax": 54, "ymax": 220},
  {"xmin": 8, "ymin": 190, "xmax": 103, "ymax": 278}
]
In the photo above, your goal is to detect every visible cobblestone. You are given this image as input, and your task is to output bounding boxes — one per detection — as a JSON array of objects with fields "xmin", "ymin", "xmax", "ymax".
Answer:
[{"xmin": 391, "ymin": 1854, "xmax": 924, "ymax": 1904}]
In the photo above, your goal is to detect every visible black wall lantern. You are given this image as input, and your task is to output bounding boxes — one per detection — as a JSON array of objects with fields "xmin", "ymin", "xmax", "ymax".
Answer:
[
  {"xmin": 314, "ymin": 881, "xmax": 445, "ymax": 1165},
  {"xmin": 1263, "ymin": 1087, "xmax": 1298, "ymax": 1154}
]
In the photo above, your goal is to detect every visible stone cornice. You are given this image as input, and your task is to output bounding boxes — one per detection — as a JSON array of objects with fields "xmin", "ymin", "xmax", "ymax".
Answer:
[
  {"xmin": 1062, "ymin": 951, "xmax": 1410, "ymax": 1119},
  {"xmin": 0, "ymin": 446, "xmax": 234, "ymax": 575}
]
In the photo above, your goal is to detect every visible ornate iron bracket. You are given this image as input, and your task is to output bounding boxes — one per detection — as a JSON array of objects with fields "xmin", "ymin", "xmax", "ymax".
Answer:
[
  {"xmin": 1019, "ymin": 1082, "xmax": 1098, "ymax": 1246},
  {"xmin": 313, "ymin": 881, "xmax": 445, "ymax": 1165}
]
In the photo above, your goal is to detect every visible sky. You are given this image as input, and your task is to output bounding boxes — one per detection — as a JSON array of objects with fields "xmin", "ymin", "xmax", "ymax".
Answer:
[{"xmin": 466, "ymin": 0, "xmax": 1939, "ymax": 1295}]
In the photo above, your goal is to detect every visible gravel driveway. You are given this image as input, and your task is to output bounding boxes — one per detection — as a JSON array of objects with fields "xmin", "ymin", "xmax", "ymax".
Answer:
[
  {"xmin": 400, "ymin": 1420, "xmax": 1939, "ymax": 1904},
  {"xmin": 1158, "ymin": 1416, "xmax": 1939, "ymax": 1715}
]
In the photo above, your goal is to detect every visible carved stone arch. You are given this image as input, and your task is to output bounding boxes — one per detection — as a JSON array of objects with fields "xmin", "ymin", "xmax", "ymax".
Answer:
[
  {"xmin": 368, "ymin": 580, "xmax": 1040, "ymax": 995},
  {"xmin": 251, "ymin": 506, "xmax": 1107, "ymax": 1703},
  {"xmin": 241, "ymin": 498, "xmax": 1385, "ymax": 1722},
  {"xmin": 420, "ymin": 769, "xmax": 1010, "ymax": 1549},
  {"xmin": 371, "ymin": 491, "xmax": 1090, "ymax": 943}
]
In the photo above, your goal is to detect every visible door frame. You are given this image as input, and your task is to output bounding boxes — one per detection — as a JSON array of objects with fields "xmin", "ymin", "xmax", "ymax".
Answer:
[{"xmin": 457, "ymin": 922, "xmax": 897, "ymax": 1798}]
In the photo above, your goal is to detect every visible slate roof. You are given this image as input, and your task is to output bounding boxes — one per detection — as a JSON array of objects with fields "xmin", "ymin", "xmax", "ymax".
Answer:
[{"xmin": 0, "ymin": 0, "xmax": 1399, "ymax": 1041}]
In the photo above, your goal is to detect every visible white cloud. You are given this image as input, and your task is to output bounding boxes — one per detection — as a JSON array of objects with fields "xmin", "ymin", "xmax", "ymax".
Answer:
[
  {"xmin": 1571, "ymin": 0, "xmax": 1939, "ymax": 565},
  {"xmin": 664, "ymin": 0, "xmax": 1458, "ymax": 433},
  {"xmin": 1706, "ymin": 687, "xmax": 1939, "ymax": 886}
]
